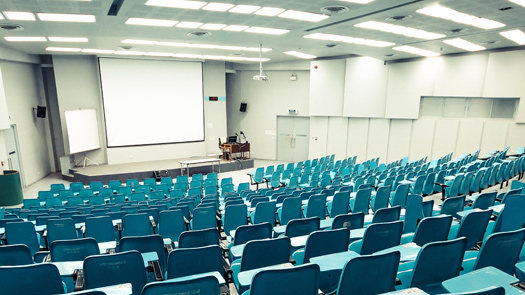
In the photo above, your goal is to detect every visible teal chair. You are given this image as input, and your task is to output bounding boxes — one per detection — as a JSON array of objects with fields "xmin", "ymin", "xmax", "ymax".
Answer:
[
  {"xmin": 50, "ymin": 183, "xmax": 66, "ymax": 195},
  {"xmin": 331, "ymin": 212, "xmax": 364, "ymax": 230},
  {"xmin": 178, "ymin": 228, "xmax": 220, "ymax": 248},
  {"xmin": 433, "ymin": 195, "xmax": 465, "ymax": 219},
  {"xmin": 335, "ymin": 251, "xmax": 401, "ymax": 295},
  {"xmin": 158, "ymin": 210, "xmax": 187, "ymax": 244},
  {"xmin": 122, "ymin": 213, "xmax": 153, "ymax": 237},
  {"xmin": 327, "ymin": 191, "xmax": 350, "ymax": 218},
  {"xmin": 245, "ymin": 263, "xmax": 320, "ymax": 295},
  {"xmin": 277, "ymin": 196, "xmax": 301, "ymax": 226},
  {"xmin": 303, "ymin": 194, "xmax": 327, "ymax": 219},
  {"xmin": 291, "ymin": 228, "xmax": 350, "ymax": 265},
  {"xmin": 167, "ymin": 245, "xmax": 224, "ymax": 281},
  {"xmin": 470, "ymin": 191, "xmax": 496, "ymax": 210},
  {"xmin": 368, "ymin": 205, "xmax": 401, "ymax": 225},
  {"xmin": 401, "ymin": 214, "xmax": 452, "ymax": 246},
  {"xmin": 284, "ymin": 217, "xmax": 320, "ymax": 238},
  {"xmin": 0, "ymin": 244, "xmax": 34, "ymax": 266},
  {"xmin": 85, "ymin": 216, "xmax": 116, "ymax": 243},
  {"xmin": 0, "ymin": 263, "xmax": 64, "ymax": 295},
  {"xmin": 119, "ymin": 234, "xmax": 166, "ymax": 275},
  {"xmin": 371, "ymin": 185, "xmax": 391, "ymax": 212},
  {"xmin": 84, "ymin": 250, "xmax": 147, "ymax": 295},
  {"xmin": 222, "ymin": 204, "xmax": 248, "ymax": 237},
  {"xmin": 448, "ymin": 209, "xmax": 492, "ymax": 250},
  {"xmin": 396, "ymin": 237, "xmax": 467, "ymax": 293},
  {"xmin": 143, "ymin": 276, "xmax": 220, "ymax": 295},
  {"xmin": 249, "ymin": 201, "xmax": 276, "ymax": 226},
  {"xmin": 351, "ymin": 188, "xmax": 371, "ymax": 214},
  {"xmin": 5, "ymin": 221, "xmax": 47, "ymax": 262},
  {"xmin": 249, "ymin": 167, "xmax": 267, "ymax": 190},
  {"xmin": 422, "ymin": 172, "xmax": 436, "ymax": 196},
  {"xmin": 390, "ymin": 183, "xmax": 409, "ymax": 209},
  {"xmin": 349, "ymin": 220, "xmax": 403, "ymax": 255},
  {"xmin": 50, "ymin": 237, "xmax": 99, "ymax": 262},
  {"xmin": 229, "ymin": 222, "xmax": 272, "ymax": 262},
  {"xmin": 46, "ymin": 218, "xmax": 78, "ymax": 246},
  {"xmin": 191, "ymin": 205, "xmax": 217, "ymax": 230}
]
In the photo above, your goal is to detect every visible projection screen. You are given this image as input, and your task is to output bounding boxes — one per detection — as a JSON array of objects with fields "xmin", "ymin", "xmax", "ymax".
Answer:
[
  {"xmin": 65, "ymin": 109, "xmax": 101, "ymax": 154},
  {"xmin": 98, "ymin": 58, "xmax": 204, "ymax": 147}
]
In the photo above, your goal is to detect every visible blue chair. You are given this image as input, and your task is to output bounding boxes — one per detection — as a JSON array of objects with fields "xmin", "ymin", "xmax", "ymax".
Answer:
[
  {"xmin": 143, "ymin": 276, "xmax": 220, "ymax": 295},
  {"xmin": 250, "ymin": 201, "xmax": 276, "ymax": 226},
  {"xmin": 335, "ymin": 251, "xmax": 401, "ymax": 295},
  {"xmin": 246, "ymin": 263, "xmax": 320, "ymax": 295},
  {"xmin": 448, "ymin": 209, "xmax": 492, "ymax": 250},
  {"xmin": 303, "ymin": 194, "xmax": 327, "ymax": 219},
  {"xmin": 84, "ymin": 250, "xmax": 148, "ymax": 295},
  {"xmin": 191, "ymin": 205, "xmax": 217, "ymax": 230},
  {"xmin": 327, "ymin": 191, "xmax": 350, "ymax": 218},
  {"xmin": 167, "ymin": 245, "xmax": 224, "ymax": 281},
  {"xmin": 122, "ymin": 213, "xmax": 153, "ymax": 237},
  {"xmin": 0, "ymin": 263, "xmax": 64, "ymax": 295},
  {"xmin": 369, "ymin": 205, "xmax": 401, "ymax": 225},
  {"xmin": 4, "ymin": 221, "xmax": 47, "ymax": 261},
  {"xmin": 351, "ymin": 188, "xmax": 371, "ymax": 214},
  {"xmin": 46, "ymin": 218, "xmax": 78, "ymax": 246},
  {"xmin": 50, "ymin": 237, "xmax": 99, "ymax": 262},
  {"xmin": 277, "ymin": 196, "xmax": 302, "ymax": 226},
  {"xmin": 284, "ymin": 217, "xmax": 320, "ymax": 238},
  {"xmin": 349, "ymin": 220, "xmax": 403, "ymax": 255},
  {"xmin": 371, "ymin": 186, "xmax": 391, "ymax": 212},
  {"xmin": 119, "ymin": 234, "xmax": 166, "ymax": 275},
  {"xmin": 249, "ymin": 167, "xmax": 267, "ymax": 190},
  {"xmin": 158, "ymin": 210, "xmax": 187, "ymax": 244},
  {"xmin": 178, "ymin": 228, "xmax": 220, "ymax": 248},
  {"xmin": 85, "ymin": 216, "xmax": 116, "ymax": 243},
  {"xmin": 397, "ymin": 237, "xmax": 467, "ymax": 293},
  {"xmin": 331, "ymin": 212, "xmax": 364, "ymax": 230},
  {"xmin": 471, "ymin": 191, "xmax": 496, "ymax": 210},
  {"xmin": 401, "ymin": 214, "xmax": 452, "ymax": 246},
  {"xmin": 292, "ymin": 228, "xmax": 350, "ymax": 265},
  {"xmin": 0, "ymin": 244, "xmax": 34, "ymax": 266},
  {"xmin": 222, "ymin": 204, "xmax": 248, "ymax": 237},
  {"xmin": 228, "ymin": 222, "xmax": 272, "ymax": 261},
  {"xmin": 390, "ymin": 183, "xmax": 409, "ymax": 209}
]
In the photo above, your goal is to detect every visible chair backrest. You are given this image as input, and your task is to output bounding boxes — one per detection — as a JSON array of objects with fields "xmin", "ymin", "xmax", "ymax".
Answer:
[
  {"xmin": 142, "ymin": 276, "xmax": 220, "ymax": 295},
  {"xmin": 447, "ymin": 174, "xmax": 464, "ymax": 197},
  {"xmin": 239, "ymin": 237, "xmax": 291, "ymax": 272},
  {"xmin": 473, "ymin": 191, "xmax": 496, "ymax": 210},
  {"xmin": 410, "ymin": 237, "xmax": 467, "ymax": 289},
  {"xmin": 50, "ymin": 237, "xmax": 99, "ymax": 262},
  {"xmin": 0, "ymin": 263, "xmax": 65, "ymax": 295},
  {"xmin": 497, "ymin": 194, "xmax": 525, "ymax": 232},
  {"xmin": 285, "ymin": 217, "xmax": 320, "ymax": 238},
  {"xmin": 223, "ymin": 204, "xmax": 248, "ymax": 235},
  {"xmin": 122, "ymin": 213, "xmax": 153, "ymax": 237},
  {"xmin": 249, "ymin": 263, "xmax": 320, "ymax": 295},
  {"xmin": 391, "ymin": 183, "xmax": 409, "ymax": 209},
  {"xmin": 372, "ymin": 186, "xmax": 391, "ymax": 212},
  {"xmin": 331, "ymin": 212, "xmax": 364, "ymax": 230},
  {"xmin": 84, "ymin": 250, "xmax": 147, "ymax": 295},
  {"xmin": 167, "ymin": 245, "xmax": 223, "ymax": 279},
  {"xmin": 404, "ymin": 194, "xmax": 424, "ymax": 234},
  {"xmin": 279, "ymin": 196, "xmax": 302, "ymax": 226},
  {"xmin": 352, "ymin": 188, "xmax": 371, "ymax": 214},
  {"xmin": 459, "ymin": 172, "xmax": 474, "ymax": 196},
  {"xmin": 455, "ymin": 209, "xmax": 492, "ymax": 249},
  {"xmin": 47, "ymin": 218, "xmax": 77, "ymax": 245},
  {"xmin": 85, "ymin": 216, "xmax": 116, "ymax": 243},
  {"xmin": 360, "ymin": 220, "xmax": 403, "ymax": 255},
  {"xmin": 336, "ymin": 251, "xmax": 400, "ymax": 295},
  {"xmin": 303, "ymin": 228, "xmax": 350, "ymax": 263},
  {"xmin": 119, "ymin": 234, "xmax": 166, "ymax": 272},
  {"xmin": 252, "ymin": 201, "xmax": 276, "ymax": 226},
  {"xmin": 329, "ymin": 191, "xmax": 350, "ymax": 218},
  {"xmin": 305, "ymin": 194, "xmax": 327, "ymax": 219},
  {"xmin": 412, "ymin": 214, "xmax": 453, "ymax": 246},
  {"xmin": 158, "ymin": 210, "xmax": 186, "ymax": 243},
  {"xmin": 475, "ymin": 227, "xmax": 525, "ymax": 275},
  {"xmin": 4, "ymin": 221, "xmax": 41, "ymax": 256},
  {"xmin": 371, "ymin": 206, "xmax": 401, "ymax": 224},
  {"xmin": 234, "ymin": 222, "xmax": 272, "ymax": 246},
  {"xmin": 0, "ymin": 244, "xmax": 34, "ymax": 266},
  {"xmin": 178, "ymin": 228, "xmax": 220, "ymax": 248},
  {"xmin": 192, "ymin": 205, "xmax": 217, "ymax": 230},
  {"xmin": 422, "ymin": 172, "xmax": 436, "ymax": 196}
]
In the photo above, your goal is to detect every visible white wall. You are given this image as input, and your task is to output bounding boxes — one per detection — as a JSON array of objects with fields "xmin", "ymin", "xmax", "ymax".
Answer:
[
  {"xmin": 203, "ymin": 61, "xmax": 227, "ymax": 155},
  {"xmin": 310, "ymin": 59, "xmax": 345, "ymax": 116}
]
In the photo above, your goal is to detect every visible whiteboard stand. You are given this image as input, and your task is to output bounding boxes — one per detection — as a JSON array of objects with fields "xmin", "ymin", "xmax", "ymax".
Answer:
[{"xmin": 75, "ymin": 153, "xmax": 99, "ymax": 168}]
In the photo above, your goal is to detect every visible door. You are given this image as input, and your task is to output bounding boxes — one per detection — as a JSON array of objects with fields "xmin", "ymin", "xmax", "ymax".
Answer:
[
  {"xmin": 4, "ymin": 125, "xmax": 23, "ymax": 185},
  {"xmin": 277, "ymin": 116, "xmax": 309, "ymax": 162}
]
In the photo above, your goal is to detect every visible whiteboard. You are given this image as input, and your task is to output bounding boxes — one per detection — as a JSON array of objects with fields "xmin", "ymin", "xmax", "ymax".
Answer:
[{"xmin": 65, "ymin": 109, "xmax": 101, "ymax": 154}]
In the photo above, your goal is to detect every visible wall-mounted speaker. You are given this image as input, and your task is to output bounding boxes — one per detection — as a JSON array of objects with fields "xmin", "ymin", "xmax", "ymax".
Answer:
[
  {"xmin": 36, "ymin": 106, "xmax": 46, "ymax": 118},
  {"xmin": 240, "ymin": 102, "xmax": 247, "ymax": 112}
]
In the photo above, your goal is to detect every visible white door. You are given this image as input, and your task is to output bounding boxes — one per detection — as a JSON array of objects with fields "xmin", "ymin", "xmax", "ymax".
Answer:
[
  {"xmin": 4, "ymin": 125, "xmax": 23, "ymax": 185},
  {"xmin": 277, "ymin": 116, "xmax": 309, "ymax": 162}
]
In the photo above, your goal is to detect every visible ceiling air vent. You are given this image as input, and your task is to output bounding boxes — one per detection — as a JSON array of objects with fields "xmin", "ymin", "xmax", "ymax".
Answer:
[
  {"xmin": 386, "ymin": 15, "xmax": 412, "ymax": 22},
  {"xmin": 187, "ymin": 31, "xmax": 211, "ymax": 37},
  {"xmin": 449, "ymin": 28, "xmax": 468, "ymax": 34},
  {"xmin": 119, "ymin": 45, "xmax": 135, "ymax": 50},
  {"xmin": 320, "ymin": 6, "xmax": 350, "ymax": 14},
  {"xmin": 323, "ymin": 44, "xmax": 340, "ymax": 48},
  {"xmin": 0, "ymin": 24, "xmax": 24, "ymax": 31}
]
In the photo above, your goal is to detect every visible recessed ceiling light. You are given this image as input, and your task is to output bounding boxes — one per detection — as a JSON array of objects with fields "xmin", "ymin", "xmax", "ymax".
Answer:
[
  {"xmin": 202, "ymin": 3, "xmax": 234, "ymax": 11},
  {"xmin": 119, "ymin": 45, "xmax": 136, "ymax": 50},
  {"xmin": 37, "ymin": 13, "xmax": 96, "ymax": 23},
  {"xmin": 499, "ymin": 29, "xmax": 525, "ymax": 45},
  {"xmin": 125, "ymin": 17, "xmax": 178, "ymax": 27},
  {"xmin": 122, "ymin": 39, "xmax": 157, "ymax": 45},
  {"xmin": 114, "ymin": 51, "xmax": 146, "ymax": 56},
  {"xmin": 3, "ymin": 11, "xmax": 36, "ymax": 21},
  {"xmin": 304, "ymin": 33, "xmax": 394, "ymax": 47},
  {"xmin": 176, "ymin": 21, "xmax": 203, "ymax": 29},
  {"xmin": 187, "ymin": 31, "xmax": 211, "ymax": 37},
  {"xmin": 355, "ymin": 21, "xmax": 445, "ymax": 40},
  {"xmin": 323, "ymin": 44, "xmax": 340, "ymax": 48},
  {"xmin": 384, "ymin": 53, "xmax": 396, "ymax": 57},
  {"xmin": 336, "ymin": 0, "xmax": 375, "ymax": 3},
  {"xmin": 393, "ymin": 45, "xmax": 440, "ymax": 57},
  {"xmin": 416, "ymin": 5, "xmax": 505, "ymax": 30},
  {"xmin": 320, "ymin": 6, "xmax": 350, "ymax": 14},
  {"xmin": 0, "ymin": 24, "xmax": 24, "ymax": 31},
  {"xmin": 245, "ymin": 27, "xmax": 289, "ymax": 35},
  {"xmin": 4, "ymin": 36, "xmax": 46, "ymax": 42},
  {"xmin": 200, "ymin": 23, "xmax": 226, "ymax": 30},
  {"xmin": 48, "ymin": 37, "xmax": 89, "ymax": 42},
  {"xmin": 254, "ymin": 7, "xmax": 286, "ymax": 16},
  {"xmin": 284, "ymin": 51, "xmax": 317, "ymax": 59},
  {"xmin": 229, "ymin": 5, "xmax": 261, "ymax": 14},
  {"xmin": 278, "ymin": 10, "xmax": 329, "ymax": 22},
  {"xmin": 223, "ymin": 25, "xmax": 249, "ymax": 32},
  {"xmin": 145, "ymin": 0, "xmax": 206, "ymax": 9},
  {"xmin": 506, "ymin": 0, "xmax": 525, "ymax": 8},
  {"xmin": 443, "ymin": 38, "xmax": 486, "ymax": 51},
  {"xmin": 45, "ymin": 47, "xmax": 82, "ymax": 52},
  {"xmin": 482, "ymin": 40, "xmax": 500, "ymax": 45},
  {"xmin": 82, "ymin": 49, "xmax": 115, "ymax": 54}
]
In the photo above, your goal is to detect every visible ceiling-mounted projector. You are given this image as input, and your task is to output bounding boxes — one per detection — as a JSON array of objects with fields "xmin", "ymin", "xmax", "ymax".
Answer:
[{"xmin": 253, "ymin": 75, "xmax": 268, "ymax": 81}]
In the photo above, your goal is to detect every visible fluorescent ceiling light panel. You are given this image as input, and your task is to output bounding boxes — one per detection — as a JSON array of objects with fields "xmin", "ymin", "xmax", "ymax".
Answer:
[
  {"xmin": 145, "ymin": 0, "xmax": 206, "ymax": 9},
  {"xmin": 81, "ymin": 49, "xmax": 115, "ymax": 54},
  {"xmin": 393, "ymin": 45, "xmax": 440, "ymax": 57},
  {"xmin": 188, "ymin": 43, "xmax": 217, "ymax": 49},
  {"xmin": 157, "ymin": 41, "xmax": 190, "ymax": 47},
  {"xmin": 202, "ymin": 3, "xmax": 234, "ymax": 11},
  {"xmin": 304, "ymin": 33, "xmax": 394, "ymax": 47},
  {"xmin": 229, "ymin": 5, "xmax": 261, "ymax": 14},
  {"xmin": 122, "ymin": 39, "xmax": 158, "ymax": 45},
  {"xmin": 0, "ymin": 13, "xmax": 3, "ymax": 20},
  {"xmin": 416, "ymin": 5, "xmax": 505, "ymax": 30},
  {"xmin": 200, "ymin": 23, "xmax": 226, "ymax": 30},
  {"xmin": 336, "ymin": 0, "xmax": 375, "ymax": 3},
  {"xmin": 443, "ymin": 38, "xmax": 485, "ymax": 51},
  {"xmin": 176, "ymin": 21, "xmax": 203, "ymax": 28},
  {"xmin": 254, "ymin": 7, "xmax": 286, "ymax": 16},
  {"xmin": 278, "ymin": 10, "xmax": 329, "ymax": 22},
  {"xmin": 114, "ymin": 51, "xmax": 146, "ymax": 55},
  {"xmin": 126, "ymin": 17, "xmax": 178, "ymax": 27},
  {"xmin": 48, "ymin": 37, "xmax": 88, "ymax": 42},
  {"xmin": 45, "ymin": 47, "xmax": 82, "ymax": 52},
  {"xmin": 507, "ymin": 0, "xmax": 525, "ymax": 7},
  {"xmin": 5, "ymin": 36, "xmax": 46, "ymax": 42},
  {"xmin": 284, "ymin": 51, "xmax": 317, "ymax": 59},
  {"xmin": 145, "ymin": 52, "xmax": 175, "ymax": 57},
  {"xmin": 355, "ymin": 21, "xmax": 445, "ymax": 40},
  {"xmin": 37, "ymin": 13, "xmax": 95, "ymax": 22},
  {"xmin": 499, "ymin": 29, "xmax": 525, "ymax": 45},
  {"xmin": 4, "ymin": 11, "xmax": 36, "ymax": 21},
  {"xmin": 223, "ymin": 25, "xmax": 249, "ymax": 31},
  {"xmin": 244, "ymin": 27, "xmax": 289, "ymax": 35}
]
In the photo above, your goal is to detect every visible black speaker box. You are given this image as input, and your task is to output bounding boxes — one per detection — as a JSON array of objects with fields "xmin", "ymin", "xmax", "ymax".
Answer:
[
  {"xmin": 36, "ymin": 106, "xmax": 46, "ymax": 118},
  {"xmin": 240, "ymin": 102, "xmax": 247, "ymax": 112}
]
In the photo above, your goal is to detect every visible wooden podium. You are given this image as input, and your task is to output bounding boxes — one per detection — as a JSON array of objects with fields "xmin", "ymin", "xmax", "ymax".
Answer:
[{"xmin": 221, "ymin": 143, "xmax": 250, "ymax": 161}]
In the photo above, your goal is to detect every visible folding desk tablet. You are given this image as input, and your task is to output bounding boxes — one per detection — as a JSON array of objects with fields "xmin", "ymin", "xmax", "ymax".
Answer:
[
  {"xmin": 237, "ymin": 263, "xmax": 293, "ymax": 289},
  {"xmin": 375, "ymin": 243, "xmax": 422, "ymax": 263},
  {"xmin": 442, "ymin": 266, "xmax": 523, "ymax": 294}
]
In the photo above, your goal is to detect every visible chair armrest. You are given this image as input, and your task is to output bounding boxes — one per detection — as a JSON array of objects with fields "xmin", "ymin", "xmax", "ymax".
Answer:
[
  {"xmin": 73, "ymin": 269, "xmax": 84, "ymax": 291},
  {"xmin": 34, "ymin": 251, "xmax": 50, "ymax": 263},
  {"xmin": 400, "ymin": 233, "xmax": 415, "ymax": 244},
  {"xmin": 148, "ymin": 261, "xmax": 164, "ymax": 281},
  {"xmin": 222, "ymin": 257, "xmax": 233, "ymax": 284}
]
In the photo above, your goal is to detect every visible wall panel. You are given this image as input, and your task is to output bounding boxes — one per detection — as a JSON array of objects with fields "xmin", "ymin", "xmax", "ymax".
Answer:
[
  {"xmin": 410, "ymin": 119, "xmax": 435, "ymax": 160},
  {"xmin": 506, "ymin": 123, "xmax": 525, "ymax": 153},
  {"xmin": 309, "ymin": 60, "xmax": 345, "ymax": 116},
  {"xmin": 431, "ymin": 120, "xmax": 459, "ymax": 159},
  {"xmin": 309, "ymin": 117, "xmax": 328, "ymax": 159},
  {"xmin": 480, "ymin": 121, "xmax": 510, "ymax": 155},
  {"xmin": 367, "ymin": 119, "xmax": 390, "ymax": 161},
  {"xmin": 433, "ymin": 54, "xmax": 488, "ymax": 97},
  {"xmin": 455, "ymin": 120, "xmax": 483, "ymax": 156},
  {"xmin": 326, "ymin": 117, "xmax": 349, "ymax": 160},
  {"xmin": 346, "ymin": 118, "xmax": 369, "ymax": 162},
  {"xmin": 387, "ymin": 120, "xmax": 412, "ymax": 162}
]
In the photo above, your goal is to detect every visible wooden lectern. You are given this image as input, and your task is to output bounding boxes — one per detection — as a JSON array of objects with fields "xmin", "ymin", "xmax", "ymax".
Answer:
[{"xmin": 221, "ymin": 143, "xmax": 250, "ymax": 161}]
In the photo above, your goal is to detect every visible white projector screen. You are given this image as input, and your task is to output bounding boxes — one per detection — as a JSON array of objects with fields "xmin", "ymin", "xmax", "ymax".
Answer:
[
  {"xmin": 98, "ymin": 58, "xmax": 204, "ymax": 147},
  {"xmin": 65, "ymin": 109, "xmax": 101, "ymax": 154}
]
